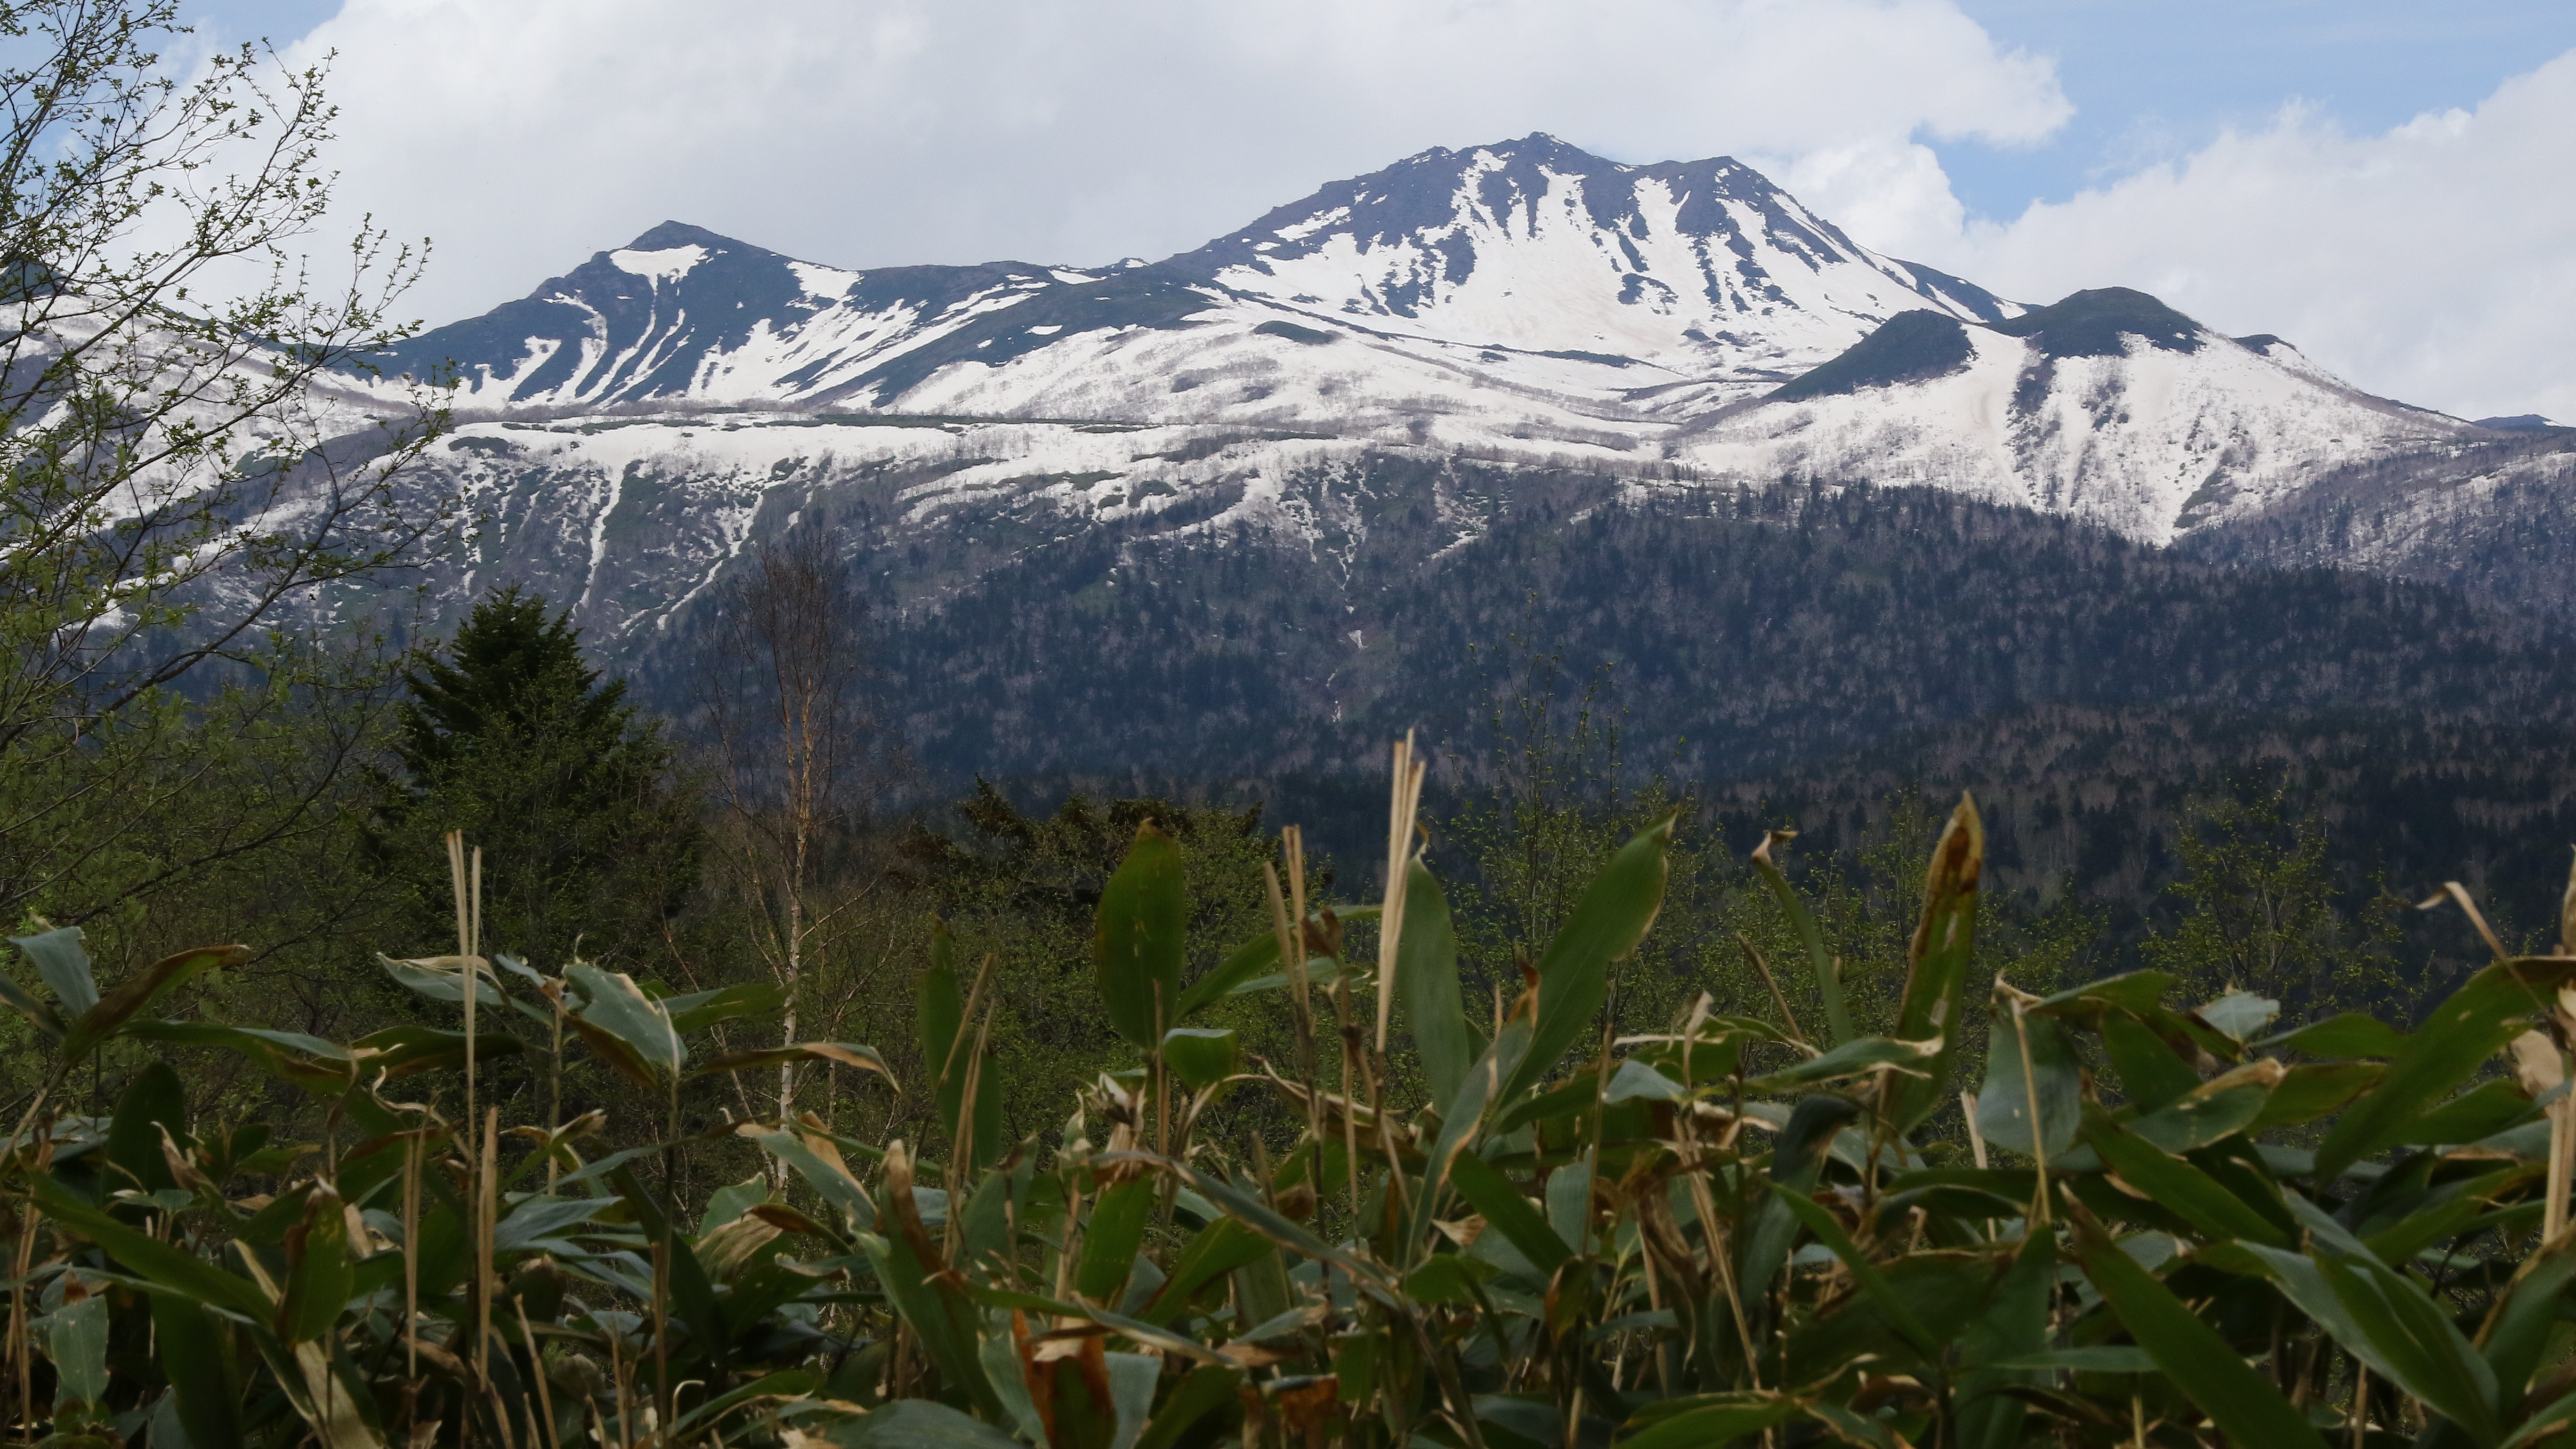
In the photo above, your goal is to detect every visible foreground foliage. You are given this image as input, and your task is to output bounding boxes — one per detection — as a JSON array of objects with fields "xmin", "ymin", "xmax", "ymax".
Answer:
[{"xmin": 4, "ymin": 767, "xmax": 2575, "ymax": 1449}]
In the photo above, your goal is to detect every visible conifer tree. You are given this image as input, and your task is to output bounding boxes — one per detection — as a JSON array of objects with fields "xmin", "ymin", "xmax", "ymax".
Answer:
[{"xmin": 375, "ymin": 588, "xmax": 701, "ymax": 969}]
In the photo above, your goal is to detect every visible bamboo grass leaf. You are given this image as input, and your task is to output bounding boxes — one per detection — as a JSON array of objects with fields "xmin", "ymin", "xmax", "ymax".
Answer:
[
  {"xmin": 1977, "ymin": 1006, "xmax": 2078, "ymax": 1158},
  {"xmin": 1175, "ymin": 906, "xmax": 1380, "ymax": 1022},
  {"xmin": 1752, "ymin": 830, "xmax": 1850, "ymax": 1046},
  {"xmin": 151, "ymin": 1294, "xmax": 244, "ymax": 1449},
  {"xmin": 45, "ymin": 1292, "xmax": 107, "ymax": 1407},
  {"xmin": 1075, "ymin": 1176, "xmax": 1157, "ymax": 1305},
  {"xmin": 277, "ymin": 1187, "xmax": 355, "ymax": 1344},
  {"xmin": 1134, "ymin": 1365, "xmax": 1244, "ymax": 1449},
  {"xmin": 2068, "ymin": 1209, "xmax": 2327, "ymax": 1449},
  {"xmin": 31, "ymin": 1177, "xmax": 273, "ymax": 1319},
  {"xmin": 69, "ymin": 944, "xmax": 246, "ymax": 1056},
  {"xmin": 664, "ymin": 981, "xmax": 785, "ymax": 1035},
  {"xmin": 1741, "ymin": 1034, "xmax": 1941, "ymax": 1095},
  {"xmin": 2479, "ymin": 1240, "xmax": 2576, "ymax": 1403},
  {"xmin": 2083, "ymin": 1111, "xmax": 2290, "ymax": 1246},
  {"xmin": 1159, "ymin": 1029, "xmax": 1239, "ymax": 1093},
  {"xmin": 918, "ymin": 923, "xmax": 993, "ymax": 1164},
  {"xmin": 1501, "ymin": 815, "xmax": 1674, "ymax": 1102},
  {"xmin": 1136, "ymin": 1217, "xmax": 1272, "ymax": 1328},
  {"xmin": 13, "ymin": 926, "xmax": 99, "ymax": 1020},
  {"xmin": 1739, "ymin": 1095, "xmax": 1860, "ymax": 1304},
  {"xmin": 1445, "ymin": 1151, "xmax": 1572, "ymax": 1278},
  {"xmin": 1885, "ymin": 797, "xmax": 1984, "ymax": 1132},
  {"xmin": 688, "ymin": 1041, "xmax": 896, "ymax": 1085},
  {"xmin": 1955, "ymin": 1235, "xmax": 2056, "ymax": 1449},
  {"xmin": 2101, "ymin": 1011, "xmax": 2200, "ymax": 1112},
  {"xmin": 1766, "ymin": 1184, "xmax": 1939, "ymax": 1359},
  {"xmin": 1397, "ymin": 861, "xmax": 1478, "ymax": 1109},
  {"xmin": 2315, "ymin": 958, "xmax": 2576, "ymax": 1181},
  {"xmin": 1094, "ymin": 823, "xmax": 1187, "ymax": 1047},
  {"xmin": 566, "ymin": 963, "xmax": 683, "ymax": 1083}
]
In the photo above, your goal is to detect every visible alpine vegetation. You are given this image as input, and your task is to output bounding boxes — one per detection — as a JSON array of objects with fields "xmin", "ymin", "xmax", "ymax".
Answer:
[{"xmin": 5, "ymin": 756, "xmax": 2575, "ymax": 1449}]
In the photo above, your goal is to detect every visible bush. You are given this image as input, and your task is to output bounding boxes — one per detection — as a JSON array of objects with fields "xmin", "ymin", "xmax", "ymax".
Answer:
[{"xmin": 2, "ymin": 771, "xmax": 2573, "ymax": 1449}]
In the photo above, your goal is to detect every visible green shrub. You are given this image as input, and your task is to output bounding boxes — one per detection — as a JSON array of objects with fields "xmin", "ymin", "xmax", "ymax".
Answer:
[{"xmin": 4, "ymin": 773, "xmax": 2573, "ymax": 1449}]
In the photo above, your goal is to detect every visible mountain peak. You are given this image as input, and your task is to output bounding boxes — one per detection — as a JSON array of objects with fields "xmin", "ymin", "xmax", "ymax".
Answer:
[
  {"xmin": 618, "ymin": 220, "xmax": 759, "ymax": 255},
  {"xmin": 1989, "ymin": 286, "xmax": 2206, "ymax": 358}
]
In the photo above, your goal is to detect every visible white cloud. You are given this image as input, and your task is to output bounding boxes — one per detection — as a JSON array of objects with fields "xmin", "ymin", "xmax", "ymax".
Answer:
[
  {"xmin": 285, "ymin": 0, "xmax": 2067, "ymax": 323},
  {"xmin": 1912, "ymin": 49, "xmax": 2576, "ymax": 422}
]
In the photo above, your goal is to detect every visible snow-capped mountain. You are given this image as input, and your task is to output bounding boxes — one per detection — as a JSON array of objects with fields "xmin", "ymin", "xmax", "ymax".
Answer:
[
  {"xmin": 1669, "ymin": 290, "xmax": 2484, "ymax": 541},
  {"xmin": 371, "ymin": 135, "xmax": 2016, "ymax": 434},
  {"xmin": 323, "ymin": 133, "xmax": 2572, "ymax": 662}
]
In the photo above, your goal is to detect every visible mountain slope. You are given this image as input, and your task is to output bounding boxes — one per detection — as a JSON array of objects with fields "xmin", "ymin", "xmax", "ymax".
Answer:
[{"xmin": 1671, "ymin": 290, "xmax": 2486, "ymax": 541}]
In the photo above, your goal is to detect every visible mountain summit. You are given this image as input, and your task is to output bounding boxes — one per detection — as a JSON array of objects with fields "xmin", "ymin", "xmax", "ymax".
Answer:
[
  {"xmin": 334, "ymin": 134, "xmax": 2567, "ymax": 638},
  {"xmin": 372, "ymin": 137, "xmax": 2026, "ymax": 424}
]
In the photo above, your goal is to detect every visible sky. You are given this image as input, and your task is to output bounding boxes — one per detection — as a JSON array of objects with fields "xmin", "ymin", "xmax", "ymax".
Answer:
[{"xmin": 185, "ymin": 0, "xmax": 2576, "ymax": 421}]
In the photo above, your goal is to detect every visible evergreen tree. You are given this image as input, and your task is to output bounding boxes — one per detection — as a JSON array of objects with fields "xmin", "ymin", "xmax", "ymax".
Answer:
[{"xmin": 374, "ymin": 588, "xmax": 702, "ymax": 969}]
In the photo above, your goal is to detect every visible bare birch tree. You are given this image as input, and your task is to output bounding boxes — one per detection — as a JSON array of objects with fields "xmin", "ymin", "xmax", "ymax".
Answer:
[{"xmin": 695, "ymin": 530, "xmax": 894, "ymax": 1121}]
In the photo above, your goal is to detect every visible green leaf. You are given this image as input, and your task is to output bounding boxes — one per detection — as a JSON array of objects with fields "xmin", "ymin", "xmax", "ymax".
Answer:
[
  {"xmin": 13, "ymin": 926, "xmax": 99, "ymax": 1020},
  {"xmin": 827, "ymin": 1400, "xmax": 1024, "ymax": 1448},
  {"xmin": 106, "ymin": 1061, "xmax": 186, "ymax": 1197},
  {"xmin": 917, "ymin": 922, "xmax": 999, "ymax": 1170},
  {"xmin": 70, "ymin": 944, "xmax": 246, "ymax": 1056},
  {"xmin": 1155, "ymin": 1158, "xmax": 1390, "ymax": 1291},
  {"xmin": 1160, "ymin": 1028, "xmax": 1239, "ymax": 1094},
  {"xmin": 1445, "ymin": 1152, "xmax": 1571, "ymax": 1277},
  {"xmin": 352, "ymin": 1025, "xmax": 526, "ymax": 1082},
  {"xmin": 153, "ymin": 1294, "xmax": 244, "ymax": 1449},
  {"xmin": 32, "ymin": 1177, "xmax": 273, "ymax": 1320},
  {"xmin": 2195, "ymin": 990, "xmax": 2281, "ymax": 1044},
  {"xmin": 1095, "ymin": 823, "xmax": 1187, "ymax": 1048},
  {"xmin": 2068, "ymin": 1209, "xmax": 2327, "ymax": 1449},
  {"xmin": 2479, "ymin": 1240, "xmax": 2576, "ymax": 1402},
  {"xmin": 1884, "ymin": 798, "xmax": 1984, "ymax": 1132},
  {"xmin": 1137, "ymin": 1217, "xmax": 1272, "ymax": 1328},
  {"xmin": 1956, "ymin": 1236, "xmax": 2056, "ymax": 1449},
  {"xmin": 2249, "ymin": 1063, "xmax": 2384, "ymax": 1132},
  {"xmin": 2083, "ymin": 1111, "xmax": 2289, "ymax": 1247},
  {"xmin": 2101, "ymin": 1011, "xmax": 2199, "ymax": 1112},
  {"xmin": 689, "ymin": 1042, "xmax": 896, "ymax": 1087},
  {"xmin": 1413, "ymin": 992, "xmax": 1533, "ymax": 1252},
  {"xmin": 1619, "ymin": 1395, "xmax": 1807, "ymax": 1449},
  {"xmin": 1134, "ymin": 1365, "xmax": 1243, "ymax": 1449},
  {"xmin": 1976, "ymin": 1005, "xmax": 2078, "ymax": 1158},
  {"xmin": 1768, "ymin": 1184, "xmax": 1938, "ymax": 1358},
  {"xmin": 566, "ymin": 963, "xmax": 683, "ymax": 1085},
  {"xmin": 2127, "ymin": 1062, "xmax": 2280, "ymax": 1152},
  {"xmin": 1397, "ymin": 861, "xmax": 1478, "ymax": 1110},
  {"xmin": 377, "ymin": 955, "xmax": 507, "ymax": 1010},
  {"xmin": 1752, "ymin": 831, "xmax": 1851, "ymax": 1046},
  {"xmin": 2321, "ymin": 1252, "xmax": 2500, "ymax": 1443},
  {"xmin": 2240, "ymin": 1243, "xmax": 2500, "ymax": 1444},
  {"xmin": 1402, "ymin": 1253, "xmax": 1500, "ymax": 1307},
  {"xmin": 277, "ymin": 1187, "xmax": 355, "ymax": 1344},
  {"xmin": 1739, "ymin": 1096, "xmax": 1860, "ymax": 1304},
  {"xmin": 737, "ymin": 1126, "xmax": 876, "ymax": 1232},
  {"xmin": 1076, "ymin": 1176, "xmax": 1157, "ymax": 1305},
  {"xmin": 2396, "ymin": 1079, "xmax": 2537, "ymax": 1146},
  {"xmin": 45, "ymin": 1291, "xmax": 108, "ymax": 1407},
  {"xmin": 1501, "ymin": 815, "xmax": 1674, "ymax": 1102},
  {"xmin": 2315, "ymin": 958, "xmax": 2576, "ymax": 1181},
  {"xmin": 1174, "ymin": 906, "xmax": 1377, "ymax": 1022},
  {"xmin": 1106, "ymin": 1352, "xmax": 1159, "ymax": 1449},
  {"xmin": 2263, "ymin": 1012, "xmax": 2410, "ymax": 1059},
  {"xmin": 127, "ymin": 1021, "xmax": 355, "ymax": 1090},
  {"xmin": 664, "ymin": 981, "xmax": 784, "ymax": 1035},
  {"xmin": 1742, "ymin": 1034, "xmax": 1941, "ymax": 1095}
]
